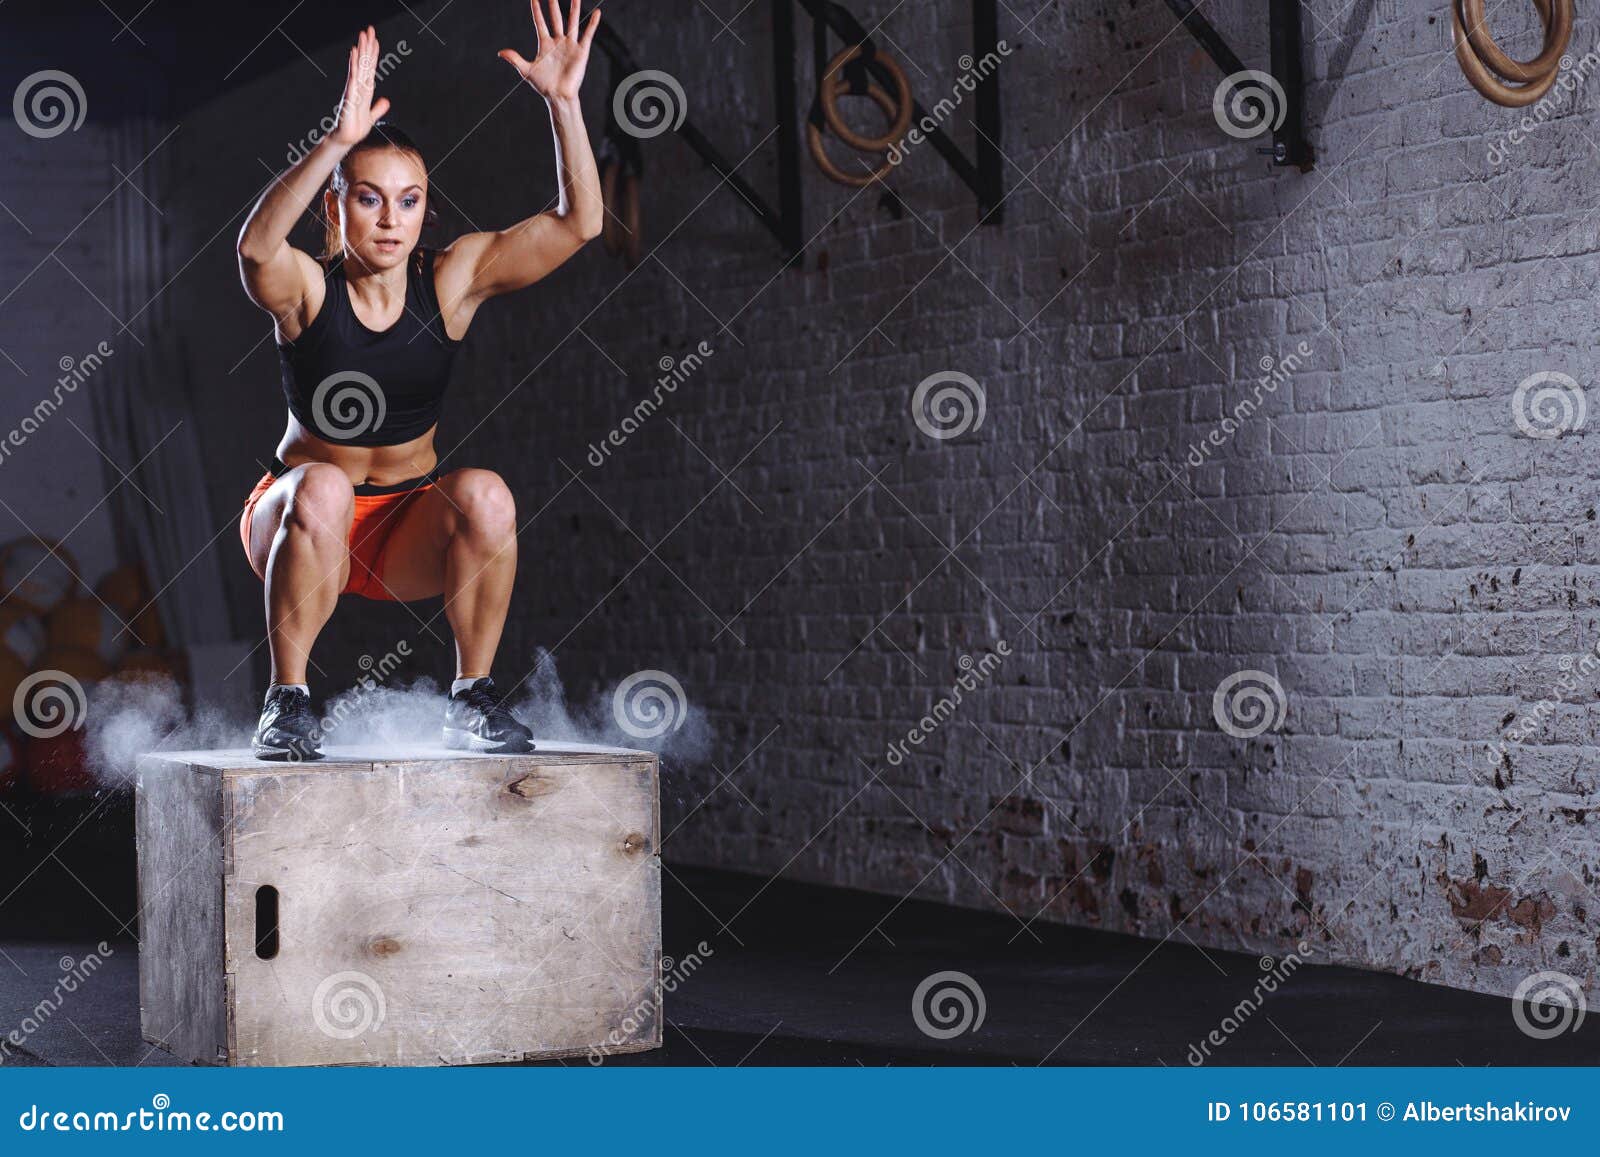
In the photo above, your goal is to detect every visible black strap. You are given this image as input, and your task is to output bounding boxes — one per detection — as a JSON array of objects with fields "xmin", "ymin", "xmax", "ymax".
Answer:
[
  {"xmin": 808, "ymin": 14, "xmax": 829, "ymax": 132},
  {"xmin": 813, "ymin": 24, "xmax": 879, "ymax": 132},
  {"xmin": 269, "ymin": 457, "xmax": 440, "ymax": 496}
]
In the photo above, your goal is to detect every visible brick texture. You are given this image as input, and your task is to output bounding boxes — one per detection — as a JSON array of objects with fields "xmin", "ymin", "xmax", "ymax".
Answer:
[
  {"xmin": 154, "ymin": 0, "xmax": 1600, "ymax": 1002},
  {"xmin": 0, "ymin": 122, "xmax": 121, "ymax": 583}
]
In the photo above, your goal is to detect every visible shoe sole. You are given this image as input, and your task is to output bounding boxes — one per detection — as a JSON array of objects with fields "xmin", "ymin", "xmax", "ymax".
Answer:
[
  {"xmin": 252, "ymin": 743, "xmax": 324, "ymax": 762},
  {"xmin": 443, "ymin": 726, "xmax": 534, "ymax": 754}
]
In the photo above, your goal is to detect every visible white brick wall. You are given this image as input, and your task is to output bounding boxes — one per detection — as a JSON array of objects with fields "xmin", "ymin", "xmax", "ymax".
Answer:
[{"xmin": 160, "ymin": 0, "xmax": 1600, "ymax": 1001}]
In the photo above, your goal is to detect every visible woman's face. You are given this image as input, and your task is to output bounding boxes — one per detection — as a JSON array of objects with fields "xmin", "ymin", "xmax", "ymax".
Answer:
[{"xmin": 332, "ymin": 146, "xmax": 427, "ymax": 268}]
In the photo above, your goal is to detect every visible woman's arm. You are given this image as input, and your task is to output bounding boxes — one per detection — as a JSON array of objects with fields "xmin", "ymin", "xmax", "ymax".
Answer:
[
  {"xmin": 236, "ymin": 25, "xmax": 389, "ymax": 326},
  {"xmin": 436, "ymin": 1, "xmax": 604, "ymax": 312}
]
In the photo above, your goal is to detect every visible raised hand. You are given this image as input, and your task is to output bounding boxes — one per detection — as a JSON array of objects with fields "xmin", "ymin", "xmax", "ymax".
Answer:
[
  {"xmin": 330, "ymin": 26, "xmax": 391, "ymax": 147},
  {"xmin": 498, "ymin": 0, "xmax": 601, "ymax": 102}
]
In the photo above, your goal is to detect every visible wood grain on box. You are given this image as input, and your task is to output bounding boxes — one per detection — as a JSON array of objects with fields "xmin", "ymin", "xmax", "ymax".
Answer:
[{"xmin": 135, "ymin": 744, "xmax": 661, "ymax": 1067}]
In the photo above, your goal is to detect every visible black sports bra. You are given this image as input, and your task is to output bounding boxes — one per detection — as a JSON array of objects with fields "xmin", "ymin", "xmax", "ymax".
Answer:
[{"xmin": 276, "ymin": 247, "xmax": 462, "ymax": 447}]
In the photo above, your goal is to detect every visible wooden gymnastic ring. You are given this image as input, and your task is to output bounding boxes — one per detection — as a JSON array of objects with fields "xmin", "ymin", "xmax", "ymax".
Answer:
[
  {"xmin": 1452, "ymin": 0, "xmax": 1570, "ymax": 108},
  {"xmin": 820, "ymin": 44, "xmax": 913, "ymax": 154},
  {"xmin": 600, "ymin": 156, "xmax": 622, "ymax": 257},
  {"xmin": 1452, "ymin": 0, "xmax": 1562, "ymax": 107},
  {"xmin": 807, "ymin": 79, "xmax": 896, "ymax": 188},
  {"xmin": 1461, "ymin": 0, "xmax": 1569, "ymax": 82},
  {"xmin": 620, "ymin": 168, "xmax": 642, "ymax": 269}
]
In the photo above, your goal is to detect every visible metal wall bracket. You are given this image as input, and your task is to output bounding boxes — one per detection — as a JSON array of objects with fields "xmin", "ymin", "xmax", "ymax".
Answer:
[
  {"xmin": 1163, "ymin": 0, "xmax": 1313, "ymax": 170},
  {"xmin": 592, "ymin": 2, "xmax": 1005, "ymax": 266},
  {"xmin": 593, "ymin": 20, "xmax": 795, "ymax": 253},
  {"xmin": 795, "ymin": 0, "xmax": 1005, "ymax": 223}
]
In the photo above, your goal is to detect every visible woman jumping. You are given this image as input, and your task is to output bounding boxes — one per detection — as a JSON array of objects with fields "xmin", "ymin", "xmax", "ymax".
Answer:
[{"xmin": 235, "ymin": 2, "xmax": 603, "ymax": 760}]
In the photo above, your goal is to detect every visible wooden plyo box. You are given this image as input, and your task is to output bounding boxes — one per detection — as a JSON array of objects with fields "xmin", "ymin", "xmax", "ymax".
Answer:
[{"xmin": 135, "ymin": 743, "xmax": 661, "ymax": 1067}]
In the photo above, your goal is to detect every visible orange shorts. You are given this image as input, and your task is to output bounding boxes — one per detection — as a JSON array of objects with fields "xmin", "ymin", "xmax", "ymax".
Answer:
[{"xmin": 239, "ymin": 462, "xmax": 437, "ymax": 602}]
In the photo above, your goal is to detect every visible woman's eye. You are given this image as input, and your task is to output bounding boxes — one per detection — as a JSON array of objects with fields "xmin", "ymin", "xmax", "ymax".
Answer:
[
  {"xmin": 402, "ymin": 197, "xmax": 418, "ymax": 209},
  {"xmin": 358, "ymin": 195, "xmax": 378, "ymax": 207}
]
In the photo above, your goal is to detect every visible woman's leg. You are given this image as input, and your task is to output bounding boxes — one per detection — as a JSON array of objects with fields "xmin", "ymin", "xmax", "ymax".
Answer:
[
  {"xmin": 375, "ymin": 468, "xmax": 518, "ymax": 678},
  {"xmin": 246, "ymin": 463, "xmax": 356, "ymax": 684}
]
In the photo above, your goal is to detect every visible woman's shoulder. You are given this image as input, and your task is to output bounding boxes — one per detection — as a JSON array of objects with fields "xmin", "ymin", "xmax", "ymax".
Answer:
[{"xmin": 277, "ymin": 253, "xmax": 341, "ymax": 349}]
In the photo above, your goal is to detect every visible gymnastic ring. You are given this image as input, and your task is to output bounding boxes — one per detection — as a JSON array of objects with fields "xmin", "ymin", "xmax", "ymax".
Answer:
[
  {"xmin": 820, "ymin": 44, "xmax": 913, "ymax": 154},
  {"xmin": 1454, "ymin": 0, "xmax": 1569, "ymax": 104},
  {"xmin": 620, "ymin": 168, "xmax": 643, "ymax": 269},
  {"xmin": 807, "ymin": 79, "xmax": 896, "ymax": 188},
  {"xmin": 600, "ymin": 156, "xmax": 623, "ymax": 257},
  {"xmin": 1452, "ymin": 0, "xmax": 1571, "ymax": 108},
  {"xmin": 1462, "ymin": 0, "xmax": 1569, "ymax": 82},
  {"xmin": 1452, "ymin": 0, "xmax": 1563, "ymax": 107}
]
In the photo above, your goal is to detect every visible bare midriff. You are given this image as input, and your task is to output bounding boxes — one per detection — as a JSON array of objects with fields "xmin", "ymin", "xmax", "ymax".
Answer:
[{"xmin": 273, "ymin": 413, "xmax": 440, "ymax": 487}]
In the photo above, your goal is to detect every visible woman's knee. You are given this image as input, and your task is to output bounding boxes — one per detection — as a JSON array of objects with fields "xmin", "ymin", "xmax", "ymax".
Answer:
[
  {"xmin": 281, "ymin": 463, "xmax": 354, "ymax": 544},
  {"xmin": 441, "ymin": 469, "xmax": 516, "ymax": 540}
]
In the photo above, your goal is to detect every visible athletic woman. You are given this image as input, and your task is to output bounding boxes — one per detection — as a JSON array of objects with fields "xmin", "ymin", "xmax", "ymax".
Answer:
[{"xmin": 235, "ymin": 3, "xmax": 602, "ymax": 760}]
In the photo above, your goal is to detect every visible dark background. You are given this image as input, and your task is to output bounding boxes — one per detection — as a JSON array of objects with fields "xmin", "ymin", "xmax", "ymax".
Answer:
[{"xmin": 1, "ymin": 0, "xmax": 1596, "ymax": 1064}]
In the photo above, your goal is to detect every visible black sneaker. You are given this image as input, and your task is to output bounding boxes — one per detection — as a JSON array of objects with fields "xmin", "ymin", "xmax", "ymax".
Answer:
[
  {"xmin": 444, "ymin": 677, "xmax": 534, "ymax": 754},
  {"xmin": 252, "ymin": 685, "xmax": 324, "ymax": 761}
]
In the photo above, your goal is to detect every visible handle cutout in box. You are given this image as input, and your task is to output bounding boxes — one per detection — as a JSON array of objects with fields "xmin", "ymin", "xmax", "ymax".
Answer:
[{"xmin": 254, "ymin": 885, "xmax": 280, "ymax": 960}]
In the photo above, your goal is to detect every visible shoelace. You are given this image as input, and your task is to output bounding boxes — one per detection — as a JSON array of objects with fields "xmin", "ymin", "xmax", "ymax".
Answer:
[
  {"xmin": 459, "ymin": 684, "xmax": 515, "ymax": 724},
  {"xmin": 271, "ymin": 689, "xmax": 317, "ymax": 731}
]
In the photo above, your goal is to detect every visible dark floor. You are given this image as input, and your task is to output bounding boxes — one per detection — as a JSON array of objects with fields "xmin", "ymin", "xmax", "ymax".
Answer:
[{"xmin": 0, "ymin": 792, "xmax": 1595, "ymax": 1066}]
